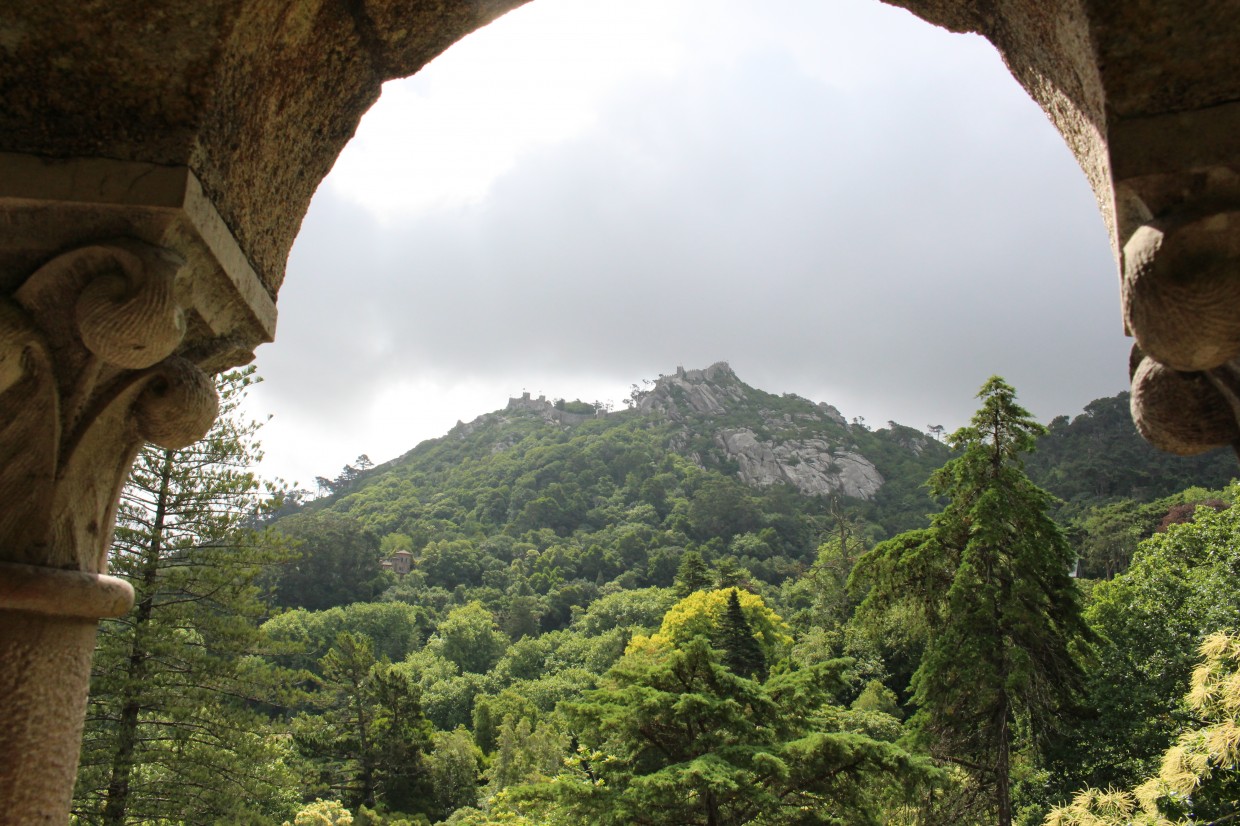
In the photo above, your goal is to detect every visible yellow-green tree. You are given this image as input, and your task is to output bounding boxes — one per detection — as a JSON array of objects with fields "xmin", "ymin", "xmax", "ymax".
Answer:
[
  {"xmin": 285, "ymin": 799, "xmax": 355, "ymax": 826},
  {"xmin": 543, "ymin": 621, "xmax": 938, "ymax": 824},
  {"xmin": 1046, "ymin": 632, "xmax": 1240, "ymax": 825},
  {"xmin": 635, "ymin": 587, "xmax": 792, "ymax": 661}
]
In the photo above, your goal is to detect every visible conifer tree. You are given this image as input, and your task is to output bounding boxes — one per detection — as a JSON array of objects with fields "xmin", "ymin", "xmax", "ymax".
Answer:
[
  {"xmin": 852, "ymin": 377, "xmax": 1090, "ymax": 826},
  {"xmin": 549, "ymin": 636, "xmax": 937, "ymax": 825},
  {"xmin": 717, "ymin": 588, "xmax": 766, "ymax": 680},
  {"xmin": 673, "ymin": 550, "xmax": 711, "ymax": 597},
  {"xmin": 292, "ymin": 632, "xmax": 434, "ymax": 815},
  {"xmin": 73, "ymin": 368, "xmax": 297, "ymax": 825}
]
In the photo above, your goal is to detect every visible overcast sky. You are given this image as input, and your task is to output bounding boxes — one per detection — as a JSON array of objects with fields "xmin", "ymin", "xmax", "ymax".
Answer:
[{"xmin": 243, "ymin": 0, "xmax": 1128, "ymax": 489}]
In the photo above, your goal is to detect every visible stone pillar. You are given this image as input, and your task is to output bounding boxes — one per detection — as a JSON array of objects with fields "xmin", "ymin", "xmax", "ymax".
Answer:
[
  {"xmin": 0, "ymin": 152, "xmax": 275, "ymax": 823},
  {"xmin": 0, "ymin": 3, "xmax": 527, "ymax": 817}
]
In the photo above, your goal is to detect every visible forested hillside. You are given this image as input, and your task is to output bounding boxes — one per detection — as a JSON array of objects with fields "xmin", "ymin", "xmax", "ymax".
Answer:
[
  {"xmin": 1027, "ymin": 391, "xmax": 1237, "ymax": 507},
  {"xmin": 74, "ymin": 366, "xmax": 1240, "ymax": 826}
]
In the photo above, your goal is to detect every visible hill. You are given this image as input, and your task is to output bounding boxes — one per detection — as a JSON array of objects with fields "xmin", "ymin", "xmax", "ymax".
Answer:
[
  {"xmin": 267, "ymin": 363, "xmax": 1236, "ymax": 613},
  {"xmin": 129, "ymin": 364, "xmax": 1240, "ymax": 824},
  {"xmin": 1026, "ymin": 391, "xmax": 1237, "ymax": 509}
]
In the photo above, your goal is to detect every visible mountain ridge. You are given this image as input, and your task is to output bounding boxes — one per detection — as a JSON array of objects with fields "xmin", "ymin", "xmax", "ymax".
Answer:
[
  {"xmin": 298, "ymin": 363, "xmax": 1237, "ymax": 541},
  {"xmin": 380, "ymin": 361, "xmax": 944, "ymax": 508}
]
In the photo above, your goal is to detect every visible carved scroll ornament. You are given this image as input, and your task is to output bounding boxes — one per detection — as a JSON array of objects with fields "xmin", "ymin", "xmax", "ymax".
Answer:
[
  {"xmin": 1126, "ymin": 207, "xmax": 1240, "ymax": 456},
  {"xmin": 0, "ymin": 240, "xmax": 219, "ymax": 586}
]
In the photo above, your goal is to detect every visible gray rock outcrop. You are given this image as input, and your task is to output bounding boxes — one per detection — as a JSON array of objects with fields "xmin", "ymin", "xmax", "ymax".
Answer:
[{"xmin": 717, "ymin": 428, "xmax": 884, "ymax": 500}]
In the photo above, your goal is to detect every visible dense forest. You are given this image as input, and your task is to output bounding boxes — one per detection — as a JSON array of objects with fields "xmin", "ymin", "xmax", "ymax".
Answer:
[{"xmin": 72, "ymin": 365, "xmax": 1240, "ymax": 826}]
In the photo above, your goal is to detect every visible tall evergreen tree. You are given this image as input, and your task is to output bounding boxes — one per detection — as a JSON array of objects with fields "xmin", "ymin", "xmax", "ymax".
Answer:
[
  {"xmin": 292, "ymin": 632, "xmax": 434, "ymax": 815},
  {"xmin": 674, "ymin": 550, "xmax": 711, "ymax": 598},
  {"xmin": 73, "ymin": 368, "xmax": 297, "ymax": 825},
  {"xmin": 716, "ymin": 589, "xmax": 766, "ymax": 680},
  {"xmin": 852, "ymin": 377, "xmax": 1091, "ymax": 826}
]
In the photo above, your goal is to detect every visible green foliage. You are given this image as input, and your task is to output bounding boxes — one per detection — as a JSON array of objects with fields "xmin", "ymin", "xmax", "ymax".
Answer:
[
  {"xmin": 273, "ymin": 511, "xmax": 386, "ymax": 610},
  {"xmin": 543, "ymin": 636, "xmax": 938, "ymax": 825},
  {"xmin": 286, "ymin": 799, "xmax": 355, "ymax": 826},
  {"xmin": 686, "ymin": 476, "xmax": 762, "ymax": 541},
  {"xmin": 1052, "ymin": 488, "xmax": 1229, "ymax": 582},
  {"xmin": 674, "ymin": 549, "xmax": 712, "ymax": 597},
  {"xmin": 262, "ymin": 601, "xmax": 431, "ymax": 673},
  {"xmin": 1049, "ymin": 489, "xmax": 1240, "ymax": 797},
  {"xmin": 782, "ymin": 522, "xmax": 873, "ymax": 633},
  {"xmin": 74, "ymin": 369, "xmax": 299, "ymax": 826},
  {"xmin": 643, "ymin": 588, "xmax": 792, "ymax": 660},
  {"xmin": 483, "ymin": 714, "xmax": 567, "ymax": 797},
  {"xmin": 419, "ymin": 670, "xmax": 487, "ymax": 731},
  {"xmin": 574, "ymin": 587, "xmax": 677, "ymax": 636},
  {"xmin": 553, "ymin": 398, "xmax": 598, "ymax": 415},
  {"xmin": 717, "ymin": 588, "xmax": 768, "ymax": 680},
  {"xmin": 83, "ymin": 368, "xmax": 1240, "ymax": 824},
  {"xmin": 1046, "ymin": 632, "xmax": 1240, "ymax": 826},
  {"xmin": 1025, "ymin": 392, "xmax": 1237, "ymax": 507},
  {"xmin": 852, "ymin": 679, "xmax": 902, "ymax": 719},
  {"xmin": 852, "ymin": 377, "xmax": 1091, "ymax": 826},
  {"xmin": 438, "ymin": 601, "xmax": 509, "ymax": 674},
  {"xmin": 426, "ymin": 727, "xmax": 483, "ymax": 820},
  {"xmin": 292, "ymin": 632, "xmax": 433, "ymax": 815}
]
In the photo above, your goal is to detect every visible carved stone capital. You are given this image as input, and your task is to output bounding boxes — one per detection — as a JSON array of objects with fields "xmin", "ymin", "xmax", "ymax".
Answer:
[
  {"xmin": 0, "ymin": 153, "xmax": 276, "ymax": 604},
  {"xmin": 1121, "ymin": 183, "xmax": 1240, "ymax": 456}
]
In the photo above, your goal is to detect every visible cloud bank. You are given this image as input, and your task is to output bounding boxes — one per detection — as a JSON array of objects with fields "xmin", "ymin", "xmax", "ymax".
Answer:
[{"xmin": 245, "ymin": 0, "xmax": 1126, "ymax": 486}]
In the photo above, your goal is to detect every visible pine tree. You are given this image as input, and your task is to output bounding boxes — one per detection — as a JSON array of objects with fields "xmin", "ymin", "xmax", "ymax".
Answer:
[
  {"xmin": 716, "ymin": 589, "xmax": 766, "ymax": 680},
  {"xmin": 73, "ymin": 368, "xmax": 298, "ymax": 825},
  {"xmin": 292, "ymin": 632, "xmax": 433, "ymax": 815},
  {"xmin": 852, "ymin": 377, "xmax": 1091, "ymax": 826},
  {"xmin": 551, "ymin": 636, "xmax": 937, "ymax": 825},
  {"xmin": 673, "ymin": 550, "xmax": 711, "ymax": 597}
]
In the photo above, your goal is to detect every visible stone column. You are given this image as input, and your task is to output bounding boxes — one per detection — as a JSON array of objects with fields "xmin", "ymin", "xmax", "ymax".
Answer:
[{"xmin": 0, "ymin": 152, "xmax": 275, "ymax": 823}]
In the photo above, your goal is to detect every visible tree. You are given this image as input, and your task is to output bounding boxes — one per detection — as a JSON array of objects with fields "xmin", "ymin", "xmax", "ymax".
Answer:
[
  {"xmin": 673, "ymin": 550, "xmax": 712, "ymax": 597},
  {"xmin": 426, "ymin": 728, "xmax": 483, "ymax": 820},
  {"xmin": 651, "ymin": 588, "xmax": 791, "ymax": 661},
  {"xmin": 798, "ymin": 526, "xmax": 869, "ymax": 630},
  {"xmin": 712, "ymin": 556, "xmax": 750, "ymax": 590},
  {"xmin": 518, "ymin": 587, "xmax": 936, "ymax": 823},
  {"xmin": 285, "ymin": 799, "xmax": 356, "ymax": 826},
  {"xmin": 852, "ymin": 377, "xmax": 1090, "ymax": 826},
  {"xmin": 293, "ymin": 632, "xmax": 433, "ymax": 815},
  {"xmin": 717, "ymin": 589, "xmax": 767, "ymax": 680},
  {"xmin": 438, "ymin": 601, "xmax": 509, "ymax": 674},
  {"xmin": 545, "ymin": 636, "xmax": 937, "ymax": 825},
  {"xmin": 484, "ymin": 714, "xmax": 567, "ymax": 798},
  {"xmin": 1045, "ymin": 632, "xmax": 1240, "ymax": 826},
  {"xmin": 273, "ymin": 511, "xmax": 385, "ymax": 610},
  {"xmin": 73, "ymin": 368, "xmax": 298, "ymax": 825},
  {"xmin": 1049, "ymin": 489, "xmax": 1240, "ymax": 798}
]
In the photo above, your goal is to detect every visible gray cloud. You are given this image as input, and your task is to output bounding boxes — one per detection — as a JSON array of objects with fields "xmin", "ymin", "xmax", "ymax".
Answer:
[{"xmin": 254, "ymin": 15, "xmax": 1127, "ymax": 477}]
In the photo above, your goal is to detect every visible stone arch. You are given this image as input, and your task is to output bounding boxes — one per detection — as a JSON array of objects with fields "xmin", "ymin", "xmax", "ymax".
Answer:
[{"xmin": 1, "ymin": 0, "xmax": 1238, "ymax": 819}]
